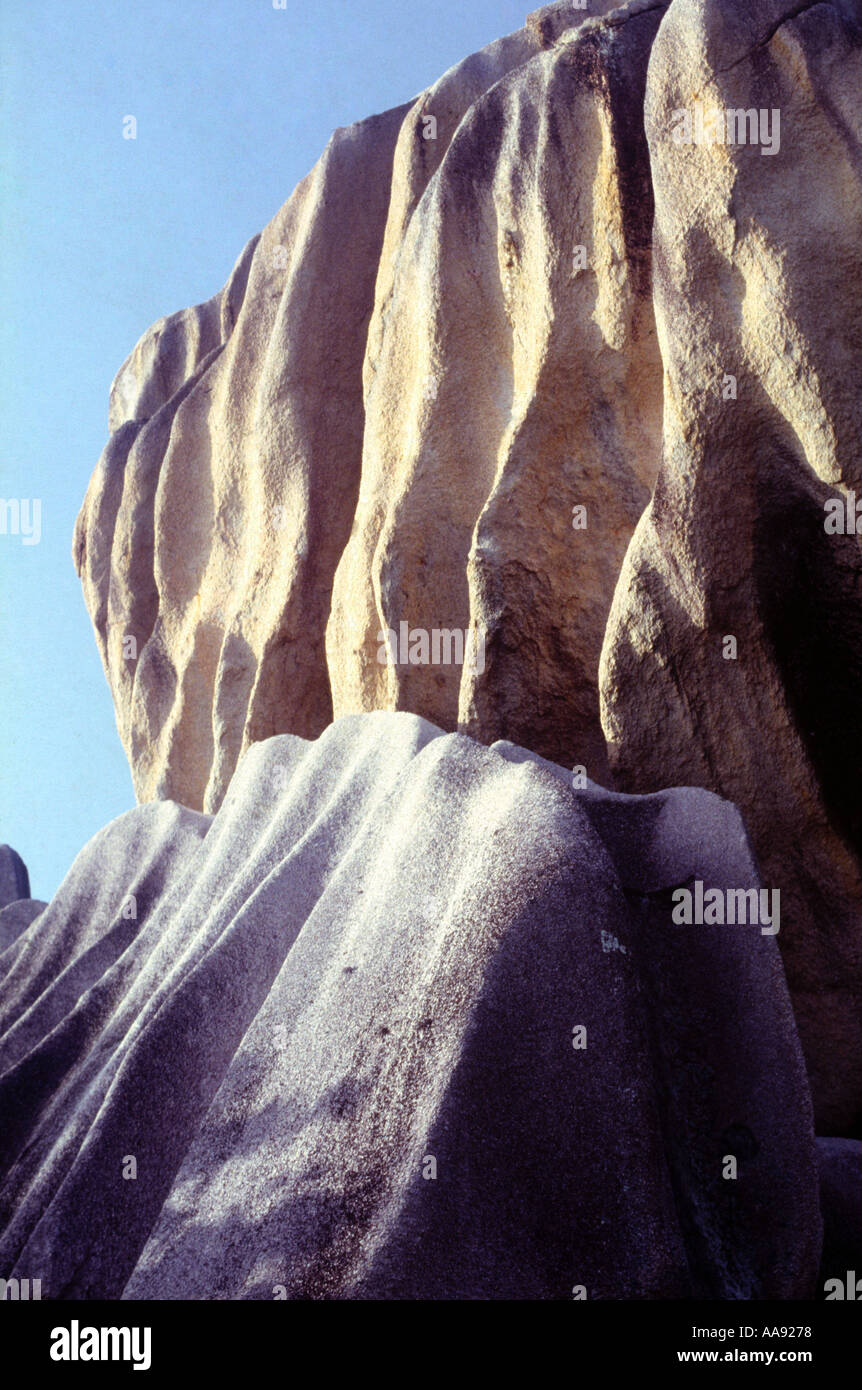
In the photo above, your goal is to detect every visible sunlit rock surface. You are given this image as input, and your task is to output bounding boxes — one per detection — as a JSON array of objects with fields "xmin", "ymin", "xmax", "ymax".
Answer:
[{"xmin": 73, "ymin": 0, "xmax": 664, "ymax": 811}]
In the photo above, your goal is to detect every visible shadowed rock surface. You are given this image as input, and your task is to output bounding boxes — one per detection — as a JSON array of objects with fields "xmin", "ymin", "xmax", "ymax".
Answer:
[
  {"xmin": 599, "ymin": 0, "xmax": 862, "ymax": 1133},
  {"xmin": 0, "ymin": 901, "xmax": 47, "ymax": 956},
  {"xmin": 817, "ymin": 1138, "xmax": 862, "ymax": 1289},
  {"xmin": 0, "ymin": 846, "xmax": 30, "ymax": 910},
  {"xmin": 817, "ymin": 1134, "xmax": 862, "ymax": 1284},
  {"xmin": 0, "ymin": 714, "xmax": 820, "ymax": 1299},
  {"xmin": 0, "ymin": 848, "xmax": 45, "ymax": 956}
]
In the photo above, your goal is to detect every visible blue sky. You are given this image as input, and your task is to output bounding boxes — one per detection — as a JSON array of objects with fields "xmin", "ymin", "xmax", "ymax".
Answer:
[{"xmin": 0, "ymin": 0, "xmax": 533, "ymax": 900}]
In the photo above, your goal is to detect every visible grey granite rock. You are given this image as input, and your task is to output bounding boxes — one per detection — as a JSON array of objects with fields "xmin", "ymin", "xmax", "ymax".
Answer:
[
  {"xmin": 0, "ymin": 900, "xmax": 48, "ymax": 956},
  {"xmin": 0, "ymin": 713, "xmax": 820, "ymax": 1300},
  {"xmin": 0, "ymin": 845, "xmax": 30, "ymax": 909}
]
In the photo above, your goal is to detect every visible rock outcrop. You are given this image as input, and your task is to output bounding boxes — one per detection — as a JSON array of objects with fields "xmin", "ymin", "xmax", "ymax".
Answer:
[
  {"xmin": 72, "ymin": 0, "xmax": 862, "ymax": 1132},
  {"xmin": 327, "ymin": 0, "xmax": 665, "ymax": 782},
  {"xmin": 0, "ymin": 846, "xmax": 30, "ymax": 909},
  {"xmin": 75, "ymin": 105, "xmax": 411, "ymax": 814},
  {"xmin": 599, "ymin": 0, "xmax": 862, "ymax": 1133},
  {"xmin": 0, "ymin": 901, "xmax": 47, "ymax": 956},
  {"xmin": 0, "ymin": 847, "xmax": 45, "ymax": 954},
  {"xmin": 0, "ymin": 714, "xmax": 820, "ymax": 1299},
  {"xmin": 74, "ymin": 0, "xmax": 664, "ymax": 810}
]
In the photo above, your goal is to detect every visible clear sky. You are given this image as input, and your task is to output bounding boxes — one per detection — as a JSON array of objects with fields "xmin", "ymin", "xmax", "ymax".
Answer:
[{"xmin": 0, "ymin": 0, "xmax": 533, "ymax": 901}]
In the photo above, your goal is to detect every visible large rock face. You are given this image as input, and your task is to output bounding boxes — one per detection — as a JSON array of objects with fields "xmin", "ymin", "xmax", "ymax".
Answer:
[
  {"xmin": 599, "ymin": 0, "xmax": 862, "ymax": 1133},
  {"xmin": 74, "ymin": 102, "xmax": 409, "ymax": 815},
  {"xmin": 0, "ymin": 715, "xmax": 820, "ymax": 1299},
  {"xmin": 73, "ymin": 0, "xmax": 862, "ymax": 1133},
  {"xmin": 73, "ymin": 0, "xmax": 663, "ymax": 810},
  {"xmin": 327, "ymin": 0, "xmax": 665, "ymax": 783}
]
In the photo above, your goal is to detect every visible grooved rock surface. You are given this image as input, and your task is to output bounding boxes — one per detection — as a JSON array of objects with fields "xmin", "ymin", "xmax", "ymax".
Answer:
[
  {"xmin": 72, "ymin": 0, "xmax": 862, "ymax": 1135},
  {"xmin": 75, "ymin": 104, "xmax": 410, "ymax": 813},
  {"xmin": 599, "ymin": 0, "xmax": 862, "ymax": 1133},
  {"xmin": 73, "ymin": 0, "xmax": 663, "ymax": 810},
  {"xmin": 0, "ymin": 901, "xmax": 47, "ymax": 955},
  {"xmin": 0, "ymin": 714, "xmax": 820, "ymax": 1300},
  {"xmin": 327, "ymin": 0, "xmax": 664, "ymax": 780}
]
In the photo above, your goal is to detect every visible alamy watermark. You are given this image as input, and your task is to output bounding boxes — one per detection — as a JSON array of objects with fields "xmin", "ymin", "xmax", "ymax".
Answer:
[
  {"xmin": 824, "ymin": 1271, "xmax": 862, "ymax": 1299},
  {"xmin": 1, "ymin": 1276, "xmax": 41, "ymax": 1299},
  {"xmin": 824, "ymin": 491, "xmax": 862, "ymax": 534},
  {"xmin": 377, "ymin": 623, "xmax": 485, "ymax": 675},
  {"xmin": 672, "ymin": 882, "xmax": 780, "ymax": 935},
  {"xmin": 0, "ymin": 498, "xmax": 41, "ymax": 544},
  {"xmin": 50, "ymin": 1321, "xmax": 151, "ymax": 1371},
  {"xmin": 670, "ymin": 104, "xmax": 781, "ymax": 157}
]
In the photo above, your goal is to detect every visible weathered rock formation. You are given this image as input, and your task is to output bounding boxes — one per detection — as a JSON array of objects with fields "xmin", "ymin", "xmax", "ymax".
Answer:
[
  {"xmin": 0, "ymin": 715, "xmax": 821, "ymax": 1299},
  {"xmin": 599, "ymin": 0, "xmax": 862, "ymax": 1133},
  {"xmin": 73, "ymin": 0, "xmax": 862, "ymax": 1131},
  {"xmin": 0, "ymin": 846, "xmax": 45, "ymax": 954},
  {"xmin": 327, "ymin": 0, "xmax": 665, "ymax": 783},
  {"xmin": 0, "ymin": 846, "xmax": 29, "ymax": 910},
  {"xmin": 74, "ymin": 0, "xmax": 664, "ymax": 812}
]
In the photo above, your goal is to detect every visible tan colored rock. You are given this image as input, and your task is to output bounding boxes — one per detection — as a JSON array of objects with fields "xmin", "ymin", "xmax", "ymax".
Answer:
[
  {"xmin": 76, "ymin": 104, "xmax": 410, "ymax": 811},
  {"xmin": 328, "ymin": 0, "xmax": 665, "ymax": 779},
  {"xmin": 107, "ymin": 238, "xmax": 257, "ymax": 432},
  {"xmin": 599, "ymin": 0, "xmax": 862, "ymax": 1131},
  {"xmin": 76, "ymin": 0, "xmax": 662, "ymax": 806}
]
